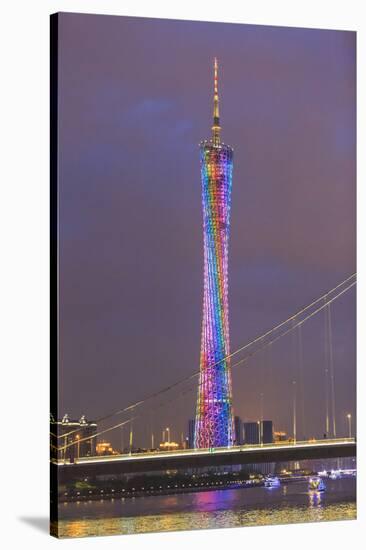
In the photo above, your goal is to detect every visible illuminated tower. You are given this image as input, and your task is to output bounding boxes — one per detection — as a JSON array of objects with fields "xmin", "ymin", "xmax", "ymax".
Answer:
[{"xmin": 194, "ymin": 59, "xmax": 234, "ymax": 448}]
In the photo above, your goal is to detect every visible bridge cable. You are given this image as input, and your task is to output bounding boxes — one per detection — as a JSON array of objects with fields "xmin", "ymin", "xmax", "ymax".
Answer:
[
  {"xmin": 297, "ymin": 324, "xmax": 306, "ymax": 440},
  {"xmin": 53, "ymin": 277, "xmax": 356, "ymax": 445},
  {"xmin": 327, "ymin": 303, "xmax": 337, "ymax": 438},
  {"xmin": 56, "ymin": 280, "xmax": 355, "ymax": 453},
  {"xmin": 56, "ymin": 280, "xmax": 355, "ymax": 451},
  {"xmin": 323, "ymin": 297, "xmax": 330, "ymax": 437},
  {"xmin": 291, "ymin": 319, "xmax": 297, "ymax": 443}
]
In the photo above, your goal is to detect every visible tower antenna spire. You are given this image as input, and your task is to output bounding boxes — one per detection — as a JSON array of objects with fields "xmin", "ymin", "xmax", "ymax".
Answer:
[{"xmin": 212, "ymin": 57, "xmax": 221, "ymax": 144}]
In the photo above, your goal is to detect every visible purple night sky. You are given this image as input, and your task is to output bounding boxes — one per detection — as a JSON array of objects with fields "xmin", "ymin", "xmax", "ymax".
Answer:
[{"xmin": 57, "ymin": 13, "xmax": 356, "ymax": 447}]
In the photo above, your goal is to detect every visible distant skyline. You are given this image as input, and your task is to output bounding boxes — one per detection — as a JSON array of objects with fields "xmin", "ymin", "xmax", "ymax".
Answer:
[{"xmin": 57, "ymin": 13, "xmax": 356, "ymax": 447}]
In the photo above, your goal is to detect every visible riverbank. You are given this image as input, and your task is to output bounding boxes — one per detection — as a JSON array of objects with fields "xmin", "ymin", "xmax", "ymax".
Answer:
[
  {"xmin": 55, "ymin": 477, "xmax": 356, "ymax": 538},
  {"xmin": 58, "ymin": 477, "xmax": 264, "ymax": 503}
]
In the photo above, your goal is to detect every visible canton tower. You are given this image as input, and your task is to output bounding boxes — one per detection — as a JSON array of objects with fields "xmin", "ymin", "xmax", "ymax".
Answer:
[{"xmin": 194, "ymin": 59, "xmax": 234, "ymax": 448}]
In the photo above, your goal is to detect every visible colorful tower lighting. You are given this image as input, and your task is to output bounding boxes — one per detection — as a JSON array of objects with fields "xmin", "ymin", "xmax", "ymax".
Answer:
[{"xmin": 194, "ymin": 59, "xmax": 234, "ymax": 448}]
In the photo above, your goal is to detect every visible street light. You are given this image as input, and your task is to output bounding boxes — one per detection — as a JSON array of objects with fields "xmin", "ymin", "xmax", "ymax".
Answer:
[
  {"xmin": 259, "ymin": 393, "xmax": 264, "ymax": 446},
  {"xmin": 257, "ymin": 420, "xmax": 260, "ymax": 445},
  {"xmin": 76, "ymin": 435, "xmax": 80, "ymax": 460},
  {"xmin": 346, "ymin": 413, "xmax": 352, "ymax": 438},
  {"xmin": 292, "ymin": 380, "xmax": 297, "ymax": 444},
  {"xmin": 260, "ymin": 393, "xmax": 264, "ymax": 421},
  {"xmin": 166, "ymin": 427, "xmax": 170, "ymax": 444},
  {"xmin": 129, "ymin": 426, "xmax": 133, "ymax": 455}
]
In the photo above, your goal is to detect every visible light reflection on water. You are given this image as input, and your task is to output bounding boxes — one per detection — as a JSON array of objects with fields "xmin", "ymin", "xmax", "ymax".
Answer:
[{"xmin": 55, "ymin": 478, "xmax": 356, "ymax": 538}]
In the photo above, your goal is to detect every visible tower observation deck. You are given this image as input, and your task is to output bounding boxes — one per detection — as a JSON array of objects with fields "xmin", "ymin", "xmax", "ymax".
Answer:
[{"xmin": 194, "ymin": 59, "xmax": 234, "ymax": 448}]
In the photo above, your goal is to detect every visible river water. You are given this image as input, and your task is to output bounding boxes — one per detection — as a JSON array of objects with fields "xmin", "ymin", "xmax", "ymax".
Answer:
[{"xmin": 56, "ymin": 477, "xmax": 356, "ymax": 538}]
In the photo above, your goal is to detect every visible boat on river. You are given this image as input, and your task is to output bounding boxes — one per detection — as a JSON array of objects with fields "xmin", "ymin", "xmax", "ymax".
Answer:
[
  {"xmin": 308, "ymin": 477, "xmax": 326, "ymax": 492},
  {"xmin": 264, "ymin": 476, "xmax": 281, "ymax": 488}
]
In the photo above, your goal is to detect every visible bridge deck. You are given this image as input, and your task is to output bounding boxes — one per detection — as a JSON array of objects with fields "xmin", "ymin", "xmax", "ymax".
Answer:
[{"xmin": 54, "ymin": 439, "xmax": 356, "ymax": 480}]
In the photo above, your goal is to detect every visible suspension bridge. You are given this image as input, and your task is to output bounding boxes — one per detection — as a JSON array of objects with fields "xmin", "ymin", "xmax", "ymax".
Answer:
[
  {"xmin": 51, "ymin": 273, "xmax": 356, "ymax": 475},
  {"xmin": 55, "ymin": 439, "xmax": 355, "ymax": 481}
]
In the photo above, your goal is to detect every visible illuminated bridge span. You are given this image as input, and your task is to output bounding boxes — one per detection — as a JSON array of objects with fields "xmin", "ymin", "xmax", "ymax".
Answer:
[{"xmin": 54, "ymin": 438, "xmax": 355, "ymax": 479}]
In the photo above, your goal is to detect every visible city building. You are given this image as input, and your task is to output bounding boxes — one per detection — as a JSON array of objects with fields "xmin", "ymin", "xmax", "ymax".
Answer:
[
  {"xmin": 243, "ymin": 420, "xmax": 273, "ymax": 445},
  {"xmin": 96, "ymin": 441, "xmax": 119, "ymax": 456},
  {"xmin": 274, "ymin": 430, "xmax": 287, "ymax": 442},
  {"xmin": 261, "ymin": 420, "xmax": 273, "ymax": 444},
  {"xmin": 195, "ymin": 59, "xmax": 235, "ymax": 448},
  {"xmin": 243, "ymin": 422, "xmax": 260, "ymax": 445},
  {"xmin": 188, "ymin": 419, "xmax": 195, "ymax": 449},
  {"xmin": 51, "ymin": 414, "xmax": 97, "ymax": 461},
  {"xmin": 234, "ymin": 416, "xmax": 243, "ymax": 445},
  {"xmin": 159, "ymin": 441, "xmax": 180, "ymax": 451}
]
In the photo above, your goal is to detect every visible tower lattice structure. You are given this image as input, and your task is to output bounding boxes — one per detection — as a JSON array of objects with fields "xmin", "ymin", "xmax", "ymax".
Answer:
[{"xmin": 194, "ymin": 58, "xmax": 234, "ymax": 448}]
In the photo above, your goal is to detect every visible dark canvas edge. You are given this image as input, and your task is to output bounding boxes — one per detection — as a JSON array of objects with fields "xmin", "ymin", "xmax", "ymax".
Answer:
[{"xmin": 50, "ymin": 11, "xmax": 60, "ymax": 539}]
